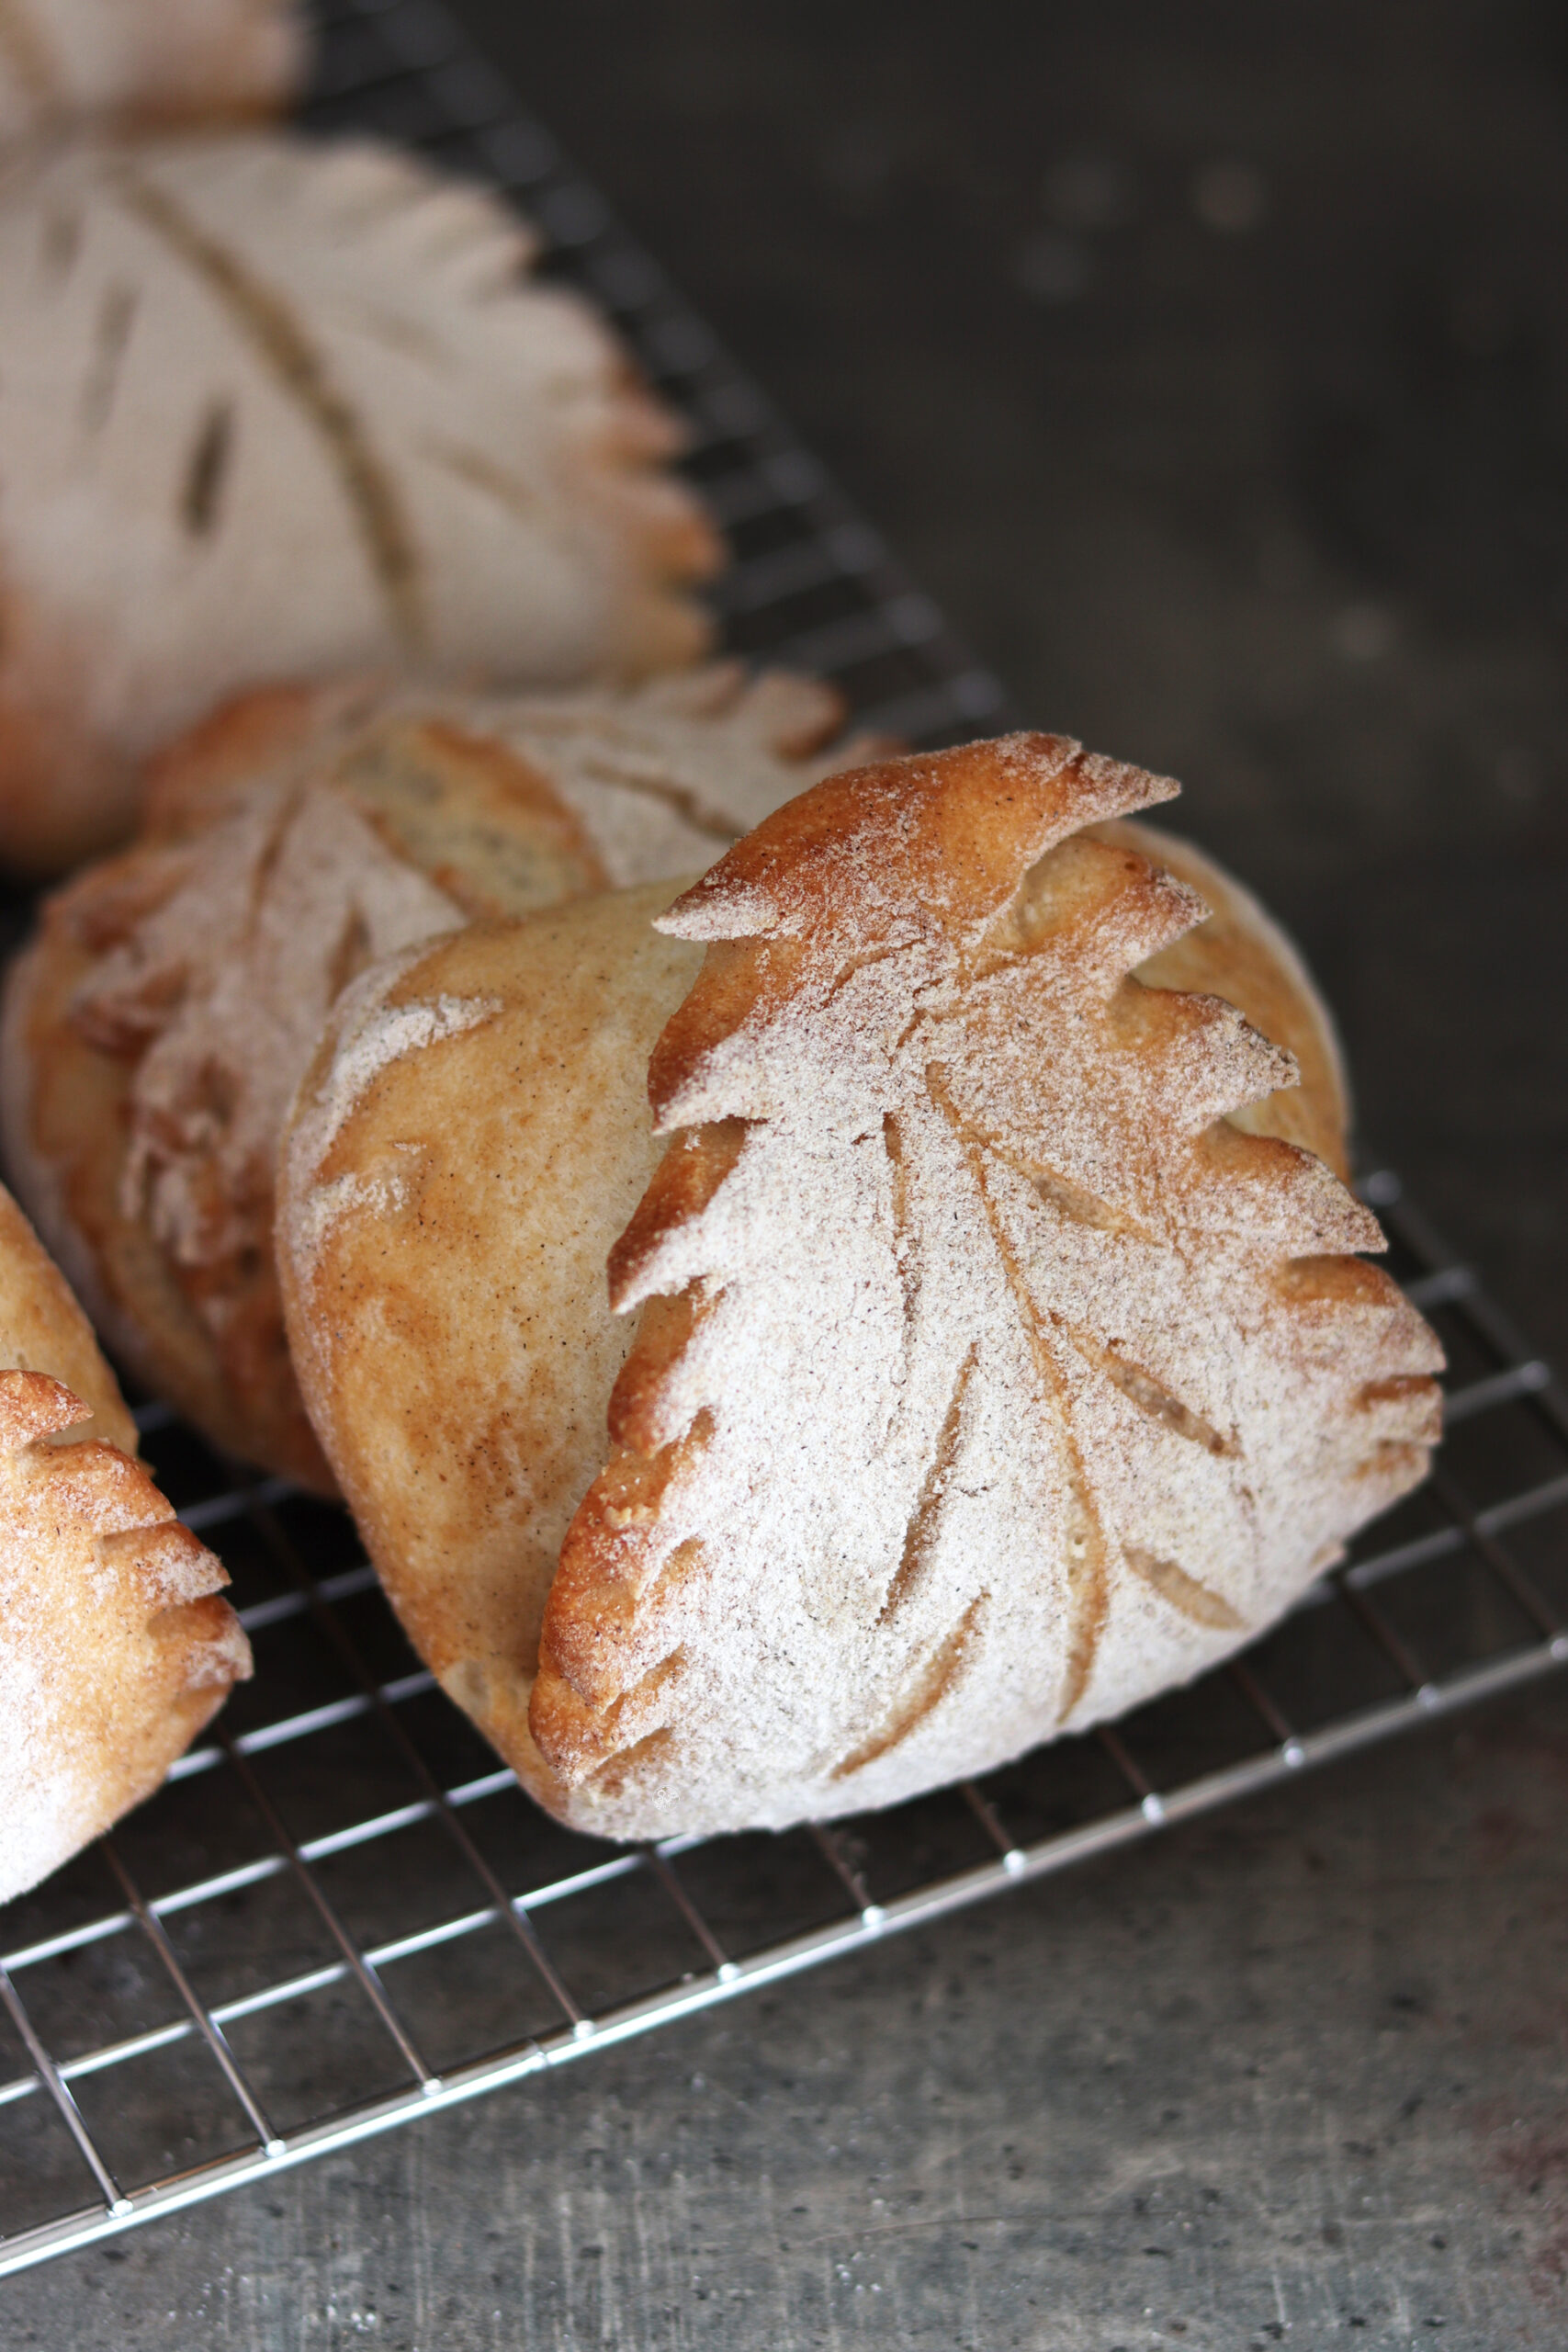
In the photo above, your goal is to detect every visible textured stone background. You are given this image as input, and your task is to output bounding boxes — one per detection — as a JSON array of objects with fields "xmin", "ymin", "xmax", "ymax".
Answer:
[
  {"xmin": 6, "ymin": 3, "xmax": 1567, "ymax": 2345},
  {"xmin": 7, "ymin": 1693, "xmax": 1568, "ymax": 2349}
]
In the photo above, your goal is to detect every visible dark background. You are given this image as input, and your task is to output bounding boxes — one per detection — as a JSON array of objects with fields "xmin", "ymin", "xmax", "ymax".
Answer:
[
  {"xmin": 8, "ymin": 5, "xmax": 1568, "ymax": 2346},
  {"xmin": 459, "ymin": 0, "xmax": 1568, "ymax": 1371}
]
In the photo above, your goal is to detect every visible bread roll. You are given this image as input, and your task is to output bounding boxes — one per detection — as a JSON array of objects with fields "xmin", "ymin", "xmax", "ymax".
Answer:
[
  {"xmin": 0, "ymin": 1180, "xmax": 248, "ymax": 1905},
  {"xmin": 0, "ymin": 130, "xmax": 722, "ymax": 873},
  {"xmin": 276, "ymin": 734, "xmax": 1440, "ymax": 1839},
  {"xmin": 0, "ymin": 1, "xmax": 305, "ymax": 147},
  {"xmin": 0, "ymin": 666, "xmax": 877, "ymax": 1487}
]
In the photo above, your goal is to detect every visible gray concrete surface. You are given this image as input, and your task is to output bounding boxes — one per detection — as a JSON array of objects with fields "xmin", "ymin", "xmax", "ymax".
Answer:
[
  {"xmin": 6, "ymin": 1688, "xmax": 1568, "ymax": 2347},
  {"xmin": 5, "ymin": 2, "xmax": 1566, "ymax": 2343}
]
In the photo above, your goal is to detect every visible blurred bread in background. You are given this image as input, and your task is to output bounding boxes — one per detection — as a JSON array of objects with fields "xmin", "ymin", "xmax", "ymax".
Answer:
[
  {"xmin": 0, "ymin": 130, "xmax": 723, "ymax": 874},
  {"xmin": 0, "ymin": 0, "xmax": 308, "ymax": 146}
]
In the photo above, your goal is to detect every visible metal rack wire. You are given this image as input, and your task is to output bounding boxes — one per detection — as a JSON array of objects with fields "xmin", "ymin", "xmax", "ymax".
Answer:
[{"xmin": 0, "ymin": 0, "xmax": 1564, "ymax": 2280}]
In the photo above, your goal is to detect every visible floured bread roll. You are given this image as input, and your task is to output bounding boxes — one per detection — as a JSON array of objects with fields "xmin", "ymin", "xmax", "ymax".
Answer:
[
  {"xmin": 0, "ymin": 1, "xmax": 306, "ymax": 147},
  {"xmin": 0, "ymin": 131, "xmax": 722, "ymax": 874},
  {"xmin": 0, "ymin": 1180, "xmax": 249, "ymax": 1905},
  {"xmin": 276, "ymin": 733, "xmax": 1440, "ymax": 1839},
  {"xmin": 0, "ymin": 666, "xmax": 874, "ymax": 1488}
]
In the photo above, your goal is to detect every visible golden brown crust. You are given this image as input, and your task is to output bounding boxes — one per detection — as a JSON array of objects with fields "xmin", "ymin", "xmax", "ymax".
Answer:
[
  {"xmin": 0, "ymin": 697, "xmax": 618, "ymax": 1488},
  {"xmin": 0, "ymin": 1179, "xmax": 134, "ymax": 1450},
  {"xmin": 276, "ymin": 890, "xmax": 705, "ymax": 1805},
  {"xmin": 141, "ymin": 677, "xmax": 361, "ymax": 838},
  {"xmin": 0, "ymin": 1182, "xmax": 250, "ymax": 1903},
  {"xmin": 1, "ymin": 865, "xmax": 337, "ymax": 1487},
  {"xmin": 1100, "ymin": 819, "xmax": 1350, "ymax": 1178}
]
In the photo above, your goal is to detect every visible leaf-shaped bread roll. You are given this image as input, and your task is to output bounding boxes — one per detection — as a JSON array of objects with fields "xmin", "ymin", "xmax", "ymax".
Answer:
[
  {"xmin": 0, "ymin": 130, "xmax": 722, "ymax": 874},
  {"xmin": 0, "ymin": 1180, "xmax": 249, "ymax": 1905},
  {"xmin": 0, "ymin": 666, "xmax": 878, "ymax": 1487},
  {"xmin": 276, "ymin": 733, "xmax": 1439, "ymax": 1838},
  {"xmin": 0, "ymin": 1, "xmax": 306, "ymax": 147}
]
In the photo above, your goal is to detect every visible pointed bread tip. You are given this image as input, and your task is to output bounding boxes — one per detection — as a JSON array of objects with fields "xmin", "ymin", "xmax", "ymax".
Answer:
[{"xmin": 655, "ymin": 730, "xmax": 1182, "ymax": 946}]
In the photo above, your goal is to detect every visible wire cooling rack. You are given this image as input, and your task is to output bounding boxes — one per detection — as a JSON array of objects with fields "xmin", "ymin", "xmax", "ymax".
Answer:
[{"xmin": 1, "ymin": 0, "xmax": 1565, "ymax": 2282}]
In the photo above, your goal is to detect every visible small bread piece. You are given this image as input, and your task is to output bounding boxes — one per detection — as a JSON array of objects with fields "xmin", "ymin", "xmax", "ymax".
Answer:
[
  {"xmin": 277, "ymin": 734, "xmax": 1438, "ymax": 1838},
  {"xmin": 0, "ymin": 131, "xmax": 722, "ymax": 873},
  {"xmin": 0, "ymin": 1181, "xmax": 249, "ymax": 1905},
  {"xmin": 0, "ymin": 2, "xmax": 306, "ymax": 147},
  {"xmin": 0, "ymin": 668, "xmax": 874, "ymax": 1487}
]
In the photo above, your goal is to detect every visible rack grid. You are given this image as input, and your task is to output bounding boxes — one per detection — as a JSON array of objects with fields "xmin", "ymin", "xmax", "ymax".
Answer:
[{"xmin": 1, "ymin": 0, "xmax": 1564, "ymax": 2280}]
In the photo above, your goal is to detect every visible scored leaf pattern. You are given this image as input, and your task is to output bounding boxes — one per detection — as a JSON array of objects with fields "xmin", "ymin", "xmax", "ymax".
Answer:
[{"xmin": 530, "ymin": 735, "xmax": 1443, "ymax": 1839}]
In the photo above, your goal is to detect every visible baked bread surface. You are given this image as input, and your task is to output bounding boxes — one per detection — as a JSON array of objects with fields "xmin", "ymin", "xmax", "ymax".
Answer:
[
  {"xmin": 0, "ymin": 667, "xmax": 872, "ymax": 1486},
  {"xmin": 0, "ymin": 1, "xmax": 306, "ymax": 146},
  {"xmin": 278, "ymin": 733, "xmax": 1441, "ymax": 1838},
  {"xmin": 0, "ymin": 1180, "xmax": 249, "ymax": 1904},
  {"xmin": 1091, "ymin": 819, "xmax": 1349, "ymax": 1178},
  {"xmin": 0, "ymin": 130, "xmax": 722, "ymax": 871},
  {"xmin": 279, "ymin": 888, "xmax": 701, "ymax": 1794}
]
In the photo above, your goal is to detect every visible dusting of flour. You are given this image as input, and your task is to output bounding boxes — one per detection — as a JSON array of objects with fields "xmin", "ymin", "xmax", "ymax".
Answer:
[{"xmin": 530, "ymin": 734, "xmax": 1445, "ymax": 1838}]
